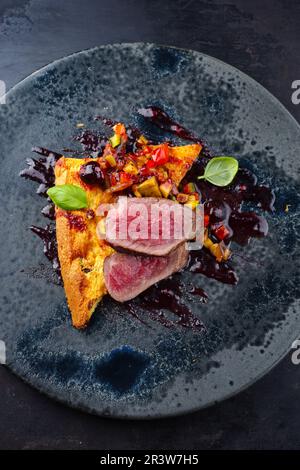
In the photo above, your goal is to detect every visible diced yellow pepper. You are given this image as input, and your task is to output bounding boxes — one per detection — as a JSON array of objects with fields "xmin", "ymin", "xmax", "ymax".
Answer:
[
  {"xmin": 109, "ymin": 134, "xmax": 121, "ymax": 148},
  {"xmin": 124, "ymin": 162, "xmax": 138, "ymax": 175},
  {"xmin": 105, "ymin": 154, "xmax": 117, "ymax": 167},
  {"xmin": 219, "ymin": 243, "xmax": 231, "ymax": 262},
  {"xmin": 204, "ymin": 236, "xmax": 231, "ymax": 262},
  {"xmin": 155, "ymin": 167, "xmax": 169, "ymax": 182},
  {"xmin": 132, "ymin": 184, "xmax": 142, "ymax": 198},
  {"xmin": 184, "ymin": 194, "xmax": 200, "ymax": 209},
  {"xmin": 159, "ymin": 181, "xmax": 172, "ymax": 198},
  {"xmin": 137, "ymin": 176, "xmax": 162, "ymax": 197},
  {"xmin": 185, "ymin": 200, "xmax": 199, "ymax": 210},
  {"xmin": 187, "ymin": 193, "xmax": 200, "ymax": 202},
  {"xmin": 137, "ymin": 135, "xmax": 148, "ymax": 145},
  {"xmin": 204, "ymin": 236, "xmax": 214, "ymax": 250},
  {"xmin": 210, "ymin": 243, "xmax": 223, "ymax": 262}
]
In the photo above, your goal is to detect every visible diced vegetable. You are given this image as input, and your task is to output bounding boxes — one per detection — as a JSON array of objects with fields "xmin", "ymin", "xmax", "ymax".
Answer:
[
  {"xmin": 137, "ymin": 135, "xmax": 148, "ymax": 145},
  {"xmin": 140, "ymin": 145, "xmax": 152, "ymax": 155},
  {"xmin": 159, "ymin": 181, "xmax": 172, "ymax": 198},
  {"xmin": 171, "ymin": 184, "xmax": 179, "ymax": 196},
  {"xmin": 105, "ymin": 154, "xmax": 117, "ymax": 167},
  {"xmin": 119, "ymin": 172, "xmax": 133, "ymax": 185},
  {"xmin": 108, "ymin": 173, "xmax": 133, "ymax": 193},
  {"xmin": 210, "ymin": 243, "xmax": 223, "ymax": 262},
  {"xmin": 146, "ymin": 143, "xmax": 169, "ymax": 168},
  {"xmin": 187, "ymin": 193, "xmax": 199, "ymax": 202},
  {"xmin": 146, "ymin": 159, "xmax": 155, "ymax": 169},
  {"xmin": 155, "ymin": 167, "xmax": 169, "ymax": 183},
  {"xmin": 185, "ymin": 195, "xmax": 199, "ymax": 209},
  {"xmin": 176, "ymin": 193, "xmax": 189, "ymax": 204},
  {"xmin": 222, "ymin": 246, "xmax": 231, "ymax": 262},
  {"xmin": 185, "ymin": 201, "xmax": 199, "ymax": 210},
  {"xmin": 214, "ymin": 224, "xmax": 230, "ymax": 241},
  {"xmin": 139, "ymin": 165, "xmax": 151, "ymax": 178},
  {"xmin": 136, "ymin": 154, "xmax": 148, "ymax": 165},
  {"xmin": 203, "ymin": 232, "xmax": 214, "ymax": 250},
  {"xmin": 113, "ymin": 123, "xmax": 126, "ymax": 136},
  {"xmin": 108, "ymin": 181, "xmax": 133, "ymax": 193},
  {"xmin": 137, "ymin": 176, "xmax": 162, "ymax": 197},
  {"xmin": 109, "ymin": 134, "xmax": 121, "ymax": 148},
  {"xmin": 204, "ymin": 214, "xmax": 210, "ymax": 227},
  {"xmin": 204, "ymin": 231, "xmax": 231, "ymax": 262},
  {"xmin": 183, "ymin": 182, "xmax": 196, "ymax": 194},
  {"xmin": 123, "ymin": 162, "xmax": 138, "ymax": 175},
  {"xmin": 109, "ymin": 173, "xmax": 118, "ymax": 186},
  {"xmin": 132, "ymin": 184, "xmax": 142, "ymax": 198},
  {"xmin": 210, "ymin": 242, "xmax": 231, "ymax": 262}
]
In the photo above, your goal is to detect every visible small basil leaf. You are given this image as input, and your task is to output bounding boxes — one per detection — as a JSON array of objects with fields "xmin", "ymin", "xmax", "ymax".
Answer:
[
  {"xmin": 198, "ymin": 156, "xmax": 239, "ymax": 187},
  {"xmin": 47, "ymin": 184, "xmax": 88, "ymax": 210}
]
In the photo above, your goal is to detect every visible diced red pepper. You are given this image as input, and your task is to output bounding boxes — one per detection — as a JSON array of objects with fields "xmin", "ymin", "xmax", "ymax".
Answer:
[
  {"xmin": 188, "ymin": 192, "xmax": 200, "ymax": 201},
  {"xmin": 146, "ymin": 159, "xmax": 156, "ymax": 169},
  {"xmin": 140, "ymin": 145, "xmax": 152, "ymax": 155},
  {"xmin": 110, "ymin": 173, "xmax": 118, "ymax": 187},
  {"xmin": 119, "ymin": 171, "xmax": 133, "ymax": 185},
  {"xmin": 214, "ymin": 224, "xmax": 230, "ymax": 240},
  {"xmin": 146, "ymin": 143, "xmax": 169, "ymax": 169},
  {"xmin": 108, "ymin": 171, "xmax": 133, "ymax": 193},
  {"xmin": 139, "ymin": 166, "xmax": 151, "ymax": 177},
  {"xmin": 183, "ymin": 182, "xmax": 196, "ymax": 194},
  {"xmin": 105, "ymin": 154, "xmax": 117, "ymax": 167},
  {"xmin": 204, "ymin": 214, "xmax": 210, "ymax": 227}
]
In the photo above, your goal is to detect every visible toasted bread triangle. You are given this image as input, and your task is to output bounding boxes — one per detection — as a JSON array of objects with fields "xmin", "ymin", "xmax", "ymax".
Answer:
[{"xmin": 55, "ymin": 157, "xmax": 115, "ymax": 328}]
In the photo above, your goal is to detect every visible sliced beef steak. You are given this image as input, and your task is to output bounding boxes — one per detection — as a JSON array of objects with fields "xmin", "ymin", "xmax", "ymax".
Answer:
[
  {"xmin": 103, "ymin": 243, "xmax": 188, "ymax": 302},
  {"xmin": 104, "ymin": 197, "xmax": 195, "ymax": 256}
]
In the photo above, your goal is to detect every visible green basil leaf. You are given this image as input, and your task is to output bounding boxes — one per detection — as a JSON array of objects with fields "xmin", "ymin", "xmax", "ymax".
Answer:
[
  {"xmin": 198, "ymin": 156, "xmax": 239, "ymax": 187},
  {"xmin": 47, "ymin": 184, "xmax": 88, "ymax": 210}
]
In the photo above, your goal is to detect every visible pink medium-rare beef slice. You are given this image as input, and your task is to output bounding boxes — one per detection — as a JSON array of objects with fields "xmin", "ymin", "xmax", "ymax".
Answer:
[
  {"xmin": 103, "ymin": 242, "xmax": 188, "ymax": 302},
  {"xmin": 104, "ymin": 197, "xmax": 195, "ymax": 256}
]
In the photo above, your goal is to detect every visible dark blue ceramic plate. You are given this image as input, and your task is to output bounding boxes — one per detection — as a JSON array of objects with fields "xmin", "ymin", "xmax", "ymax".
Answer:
[{"xmin": 0, "ymin": 44, "xmax": 300, "ymax": 418}]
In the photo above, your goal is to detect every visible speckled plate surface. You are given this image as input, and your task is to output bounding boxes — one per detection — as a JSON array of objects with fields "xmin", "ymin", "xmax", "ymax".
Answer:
[{"xmin": 0, "ymin": 43, "xmax": 300, "ymax": 419}]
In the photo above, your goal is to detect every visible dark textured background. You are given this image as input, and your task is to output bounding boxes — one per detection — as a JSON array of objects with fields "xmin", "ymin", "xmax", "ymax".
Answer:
[{"xmin": 0, "ymin": 0, "xmax": 299, "ymax": 450}]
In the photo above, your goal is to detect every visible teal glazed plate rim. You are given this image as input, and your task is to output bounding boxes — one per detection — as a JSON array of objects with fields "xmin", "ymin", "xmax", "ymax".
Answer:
[{"xmin": 0, "ymin": 43, "xmax": 300, "ymax": 419}]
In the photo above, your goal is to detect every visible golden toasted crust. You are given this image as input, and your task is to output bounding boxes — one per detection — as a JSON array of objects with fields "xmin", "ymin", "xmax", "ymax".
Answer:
[{"xmin": 55, "ymin": 157, "xmax": 115, "ymax": 328}]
